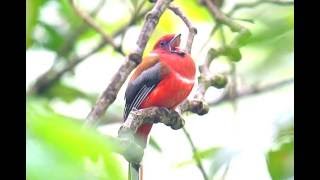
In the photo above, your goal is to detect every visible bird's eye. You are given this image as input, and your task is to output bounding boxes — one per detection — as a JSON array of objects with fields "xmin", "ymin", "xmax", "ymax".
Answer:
[{"xmin": 160, "ymin": 42, "xmax": 165, "ymax": 46}]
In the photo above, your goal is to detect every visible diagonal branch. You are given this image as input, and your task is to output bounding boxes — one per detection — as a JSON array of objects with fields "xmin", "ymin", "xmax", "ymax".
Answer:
[
  {"xmin": 85, "ymin": 0, "xmax": 174, "ymax": 126},
  {"xmin": 69, "ymin": 0, "xmax": 124, "ymax": 55}
]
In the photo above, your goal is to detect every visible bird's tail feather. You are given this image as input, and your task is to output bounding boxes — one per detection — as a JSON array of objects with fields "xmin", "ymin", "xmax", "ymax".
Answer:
[{"xmin": 129, "ymin": 163, "xmax": 142, "ymax": 180}]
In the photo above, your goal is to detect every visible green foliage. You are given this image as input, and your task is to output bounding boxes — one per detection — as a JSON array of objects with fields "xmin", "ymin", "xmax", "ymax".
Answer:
[{"xmin": 27, "ymin": 97, "xmax": 125, "ymax": 180}]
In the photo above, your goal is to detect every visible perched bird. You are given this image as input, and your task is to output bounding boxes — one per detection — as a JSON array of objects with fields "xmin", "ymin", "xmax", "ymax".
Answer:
[{"xmin": 124, "ymin": 34, "xmax": 196, "ymax": 180}]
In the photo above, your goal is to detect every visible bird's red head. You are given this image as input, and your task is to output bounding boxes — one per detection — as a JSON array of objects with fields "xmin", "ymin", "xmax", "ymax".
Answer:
[{"xmin": 153, "ymin": 34, "xmax": 181, "ymax": 53}]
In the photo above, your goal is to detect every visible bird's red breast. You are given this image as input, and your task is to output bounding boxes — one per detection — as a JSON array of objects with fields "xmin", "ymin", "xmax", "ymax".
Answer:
[{"xmin": 124, "ymin": 34, "xmax": 196, "ymax": 147}]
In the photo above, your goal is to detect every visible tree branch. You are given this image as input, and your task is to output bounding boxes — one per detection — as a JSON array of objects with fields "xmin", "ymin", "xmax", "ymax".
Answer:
[{"xmin": 85, "ymin": 0, "xmax": 174, "ymax": 126}]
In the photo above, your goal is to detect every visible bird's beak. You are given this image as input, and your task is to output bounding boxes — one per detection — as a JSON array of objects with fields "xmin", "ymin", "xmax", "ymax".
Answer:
[{"xmin": 169, "ymin": 34, "xmax": 181, "ymax": 51}]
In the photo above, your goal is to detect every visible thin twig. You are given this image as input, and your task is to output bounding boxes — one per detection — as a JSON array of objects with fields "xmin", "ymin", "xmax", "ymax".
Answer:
[
  {"xmin": 182, "ymin": 126, "xmax": 209, "ymax": 180},
  {"xmin": 55, "ymin": 0, "xmax": 106, "ymax": 60},
  {"xmin": 168, "ymin": 5, "xmax": 197, "ymax": 53},
  {"xmin": 209, "ymin": 78, "xmax": 294, "ymax": 106},
  {"xmin": 86, "ymin": 0, "xmax": 174, "ymax": 126},
  {"xmin": 69, "ymin": 0, "xmax": 124, "ymax": 55}
]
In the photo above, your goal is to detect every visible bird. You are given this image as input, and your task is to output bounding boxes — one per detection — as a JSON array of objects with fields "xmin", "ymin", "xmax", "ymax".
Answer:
[{"xmin": 123, "ymin": 33, "xmax": 196, "ymax": 180}]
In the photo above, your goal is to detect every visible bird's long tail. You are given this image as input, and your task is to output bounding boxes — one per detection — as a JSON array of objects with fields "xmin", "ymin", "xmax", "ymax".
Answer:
[
  {"xmin": 128, "ymin": 123, "xmax": 152, "ymax": 180},
  {"xmin": 129, "ymin": 163, "xmax": 142, "ymax": 180}
]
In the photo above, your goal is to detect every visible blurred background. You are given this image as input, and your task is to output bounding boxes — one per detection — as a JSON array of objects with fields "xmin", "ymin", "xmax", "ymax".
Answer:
[{"xmin": 26, "ymin": 0, "xmax": 294, "ymax": 179}]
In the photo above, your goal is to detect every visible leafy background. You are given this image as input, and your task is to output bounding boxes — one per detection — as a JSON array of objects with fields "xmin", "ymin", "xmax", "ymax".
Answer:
[{"xmin": 26, "ymin": 0, "xmax": 293, "ymax": 179}]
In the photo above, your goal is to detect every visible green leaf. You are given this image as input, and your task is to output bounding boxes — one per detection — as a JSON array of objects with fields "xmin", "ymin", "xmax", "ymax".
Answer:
[
  {"xmin": 27, "ymin": 97, "xmax": 125, "ymax": 180},
  {"xmin": 175, "ymin": 147, "xmax": 221, "ymax": 168},
  {"xmin": 267, "ymin": 138, "xmax": 293, "ymax": 180},
  {"xmin": 26, "ymin": 0, "xmax": 46, "ymax": 48},
  {"xmin": 149, "ymin": 137, "xmax": 162, "ymax": 152}
]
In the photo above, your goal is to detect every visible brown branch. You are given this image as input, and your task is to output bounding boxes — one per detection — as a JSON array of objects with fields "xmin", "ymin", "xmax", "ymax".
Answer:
[
  {"xmin": 119, "ymin": 107, "xmax": 185, "ymax": 134},
  {"xmin": 85, "ymin": 0, "xmax": 174, "ymax": 126},
  {"xmin": 168, "ymin": 5, "xmax": 197, "ymax": 53},
  {"xmin": 69, "ymin": 0, "xmax": 124, "ymax": 55},
  {"xmin": 209, "ymin": 78, "xmax": 294, "ymax": 106},
  {"xmin": 182, "ymin": 126, "xmax": 209, "ymax": 180}
]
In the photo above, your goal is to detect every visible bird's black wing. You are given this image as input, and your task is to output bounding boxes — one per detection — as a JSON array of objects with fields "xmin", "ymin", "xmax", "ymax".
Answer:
[{"xmin": 124, "ymin": 62, "xmax": 163, "ymax": 120}]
